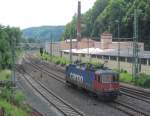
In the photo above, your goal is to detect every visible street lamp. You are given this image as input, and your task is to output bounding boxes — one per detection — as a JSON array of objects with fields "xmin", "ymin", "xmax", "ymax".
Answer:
[{"xmin": 115, "ymin": 20, "xmax": 120, "ymax": 74}]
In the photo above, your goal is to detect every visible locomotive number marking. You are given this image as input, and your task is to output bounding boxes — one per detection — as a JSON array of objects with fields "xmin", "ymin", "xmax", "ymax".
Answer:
[{"xmin": 70, "ymin": 73, "xmax": 83, "ymax": 83}]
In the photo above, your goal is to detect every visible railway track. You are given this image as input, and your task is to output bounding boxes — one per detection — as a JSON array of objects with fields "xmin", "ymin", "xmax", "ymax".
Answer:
[
  {"xmin": 23, "ymin": 56, "xmax": 150, "ymax": 116},
  {"xmin": 32, "ymin": 58, "xmax": 150, "ymax": 104},
  {"xmin": 120, "ymin": 87, "xmax": 150, "ymax": 103},
  {"xmin": 16, "ymin": 66, "xmax": 86, "ymax": 116}
]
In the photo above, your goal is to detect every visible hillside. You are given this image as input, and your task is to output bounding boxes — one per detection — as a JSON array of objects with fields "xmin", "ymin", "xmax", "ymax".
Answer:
[
  {"xmin": 62, "ymin": 0, "xmax": 150, "ymax": 50},
  {"xmin": 22, "ymin": 26, "xmax": 64, "ymax": 41}
]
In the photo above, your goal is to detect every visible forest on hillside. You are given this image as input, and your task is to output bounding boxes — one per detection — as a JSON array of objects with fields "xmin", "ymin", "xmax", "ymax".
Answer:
[
  {"xmin": 61, "ymin": 0, "xmax": 150, "ymax": 50},
  {"xmin": 22, "ymin": 26, "xmax": 64, "ymax": 42}
]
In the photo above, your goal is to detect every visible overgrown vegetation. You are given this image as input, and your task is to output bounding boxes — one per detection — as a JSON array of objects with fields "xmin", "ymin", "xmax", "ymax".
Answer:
[
  {"xmin": 62, "ymin": 0, "xmax": 150, "ymax": 50},
  {"xmin": 120, "ymin": 72, "xmax": 133, "ymax": 83},
  {"xmin": 135, "ymin": 73, "xmax": 150, "ymax": 88},
  {"xmin": 0, "ymin": 25, "xmax": 22, "ymax": 69},
  {"xmin": 0, "ymin": 99, "xmax": 28, "ymax": 116},
  {"xmin": 0, "ymin": 69, "xmax": 31, "ymax": 115},
  {"xmin": 0, "ymin": 70, "xmax": 11, "ymax": 81},
  {"xmin": 113, "ymin": 68, "xmax": 150, "ymax": 88},
  {"xmin": 40, "ymin": 52, "xmax": 104, "ymax": 67},
  {"xmin": 41, "ymin": 52, "xmax": 70, "ymax": 66},
  {"xmin": 0, "ymin": 81, "xmax": 30, "ymax": 116}
]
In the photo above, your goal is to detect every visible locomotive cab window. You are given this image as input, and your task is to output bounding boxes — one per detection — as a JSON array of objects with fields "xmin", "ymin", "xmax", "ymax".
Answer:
[{"xmin": 101, "ymin": 74, "xmax": 112, "ymax": 83}]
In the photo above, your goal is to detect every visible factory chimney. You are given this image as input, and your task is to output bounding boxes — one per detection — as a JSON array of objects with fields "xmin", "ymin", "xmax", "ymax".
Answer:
[{"xmin": 77, "ymin": 1, "xmax": 81, "ymax": 40}]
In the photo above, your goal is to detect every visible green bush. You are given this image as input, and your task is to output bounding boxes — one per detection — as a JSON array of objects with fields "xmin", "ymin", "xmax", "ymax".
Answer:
[
  {"xmin": 120, "ymin": 69, "xmax": 128, "ymax": 73},
  {"xmin": 40, "ymin": 53, "xmax": 70, "ymax": 66},
  {"xmin": 0, "ymin": 70, "xmax": 11, "ymax": 81},
  {"xmin": 119, "ymin": 72, "xmax": 132, "ymax": 83},
  {"xmin": 14, "ymin": 91, "xmax": 25, "ymax": 106},
  {"xmin": 135, "ymin": 73, "xmax": 150, "ymax": 88},
  {"xmin": 0, "ymin": 99, "xmax": 28, "ymax": 116},
  {"xmin": 0, "ymin": 87, "xmax": 12, "ymax": 102}
]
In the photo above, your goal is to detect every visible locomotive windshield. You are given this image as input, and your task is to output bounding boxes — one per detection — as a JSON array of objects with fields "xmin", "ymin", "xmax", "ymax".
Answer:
[{"xmin": 101, "ymin": 73, "xmax": 119, "ymax": 83}]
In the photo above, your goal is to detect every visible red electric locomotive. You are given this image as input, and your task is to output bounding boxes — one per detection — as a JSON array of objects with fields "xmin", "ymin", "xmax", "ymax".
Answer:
[{"xmin": 66, "ymin": 62, "xmax": 120, "ymax": 101}]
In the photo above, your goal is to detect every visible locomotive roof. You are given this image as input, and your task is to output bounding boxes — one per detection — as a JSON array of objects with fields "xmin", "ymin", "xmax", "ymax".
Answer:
[{"xmin": 95, "ymin": 69, "xmax": 116, "ymax": 74}]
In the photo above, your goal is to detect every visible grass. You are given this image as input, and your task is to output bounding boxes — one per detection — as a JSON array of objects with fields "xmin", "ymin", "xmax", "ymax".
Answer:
[
  {"xmin": 0, "ymin": 71, "xmax": 31, "ymax": 115},
  {"xmin": 41, "ymin": 52, "xmax": 70, "ymax": 66},
  {"xmin": 0, "ymin": 99, "xmax": 28, "ymax": 116},
  {"xmin": 0, "ymin": 83, "xmax": 30, "ymax": 115},
  {"xmin": 0, "ymin": 69, "xmax": 11, "ymax": 81}
]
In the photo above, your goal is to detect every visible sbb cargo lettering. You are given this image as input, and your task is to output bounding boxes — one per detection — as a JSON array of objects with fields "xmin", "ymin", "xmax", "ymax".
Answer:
[{"xmin": 70, "ymin": 73, "xmax": 83, "ymax": 83}]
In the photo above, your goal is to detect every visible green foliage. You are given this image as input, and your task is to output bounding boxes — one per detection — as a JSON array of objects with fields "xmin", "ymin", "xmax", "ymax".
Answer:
[
  {"xmin": 41, "ymin": 53, "xmax": 69, "ymax": 66},
  {"xmin": 0, "ymin": 70, "xmax": 11, "ymax": 81},
  {"xmin": 14, "ymin": 91, "xmax": 25, "ymax": 106},
  {"xmin": 0, "ymin": 99, "xmax": 28, "ymax": 116},
  {"xmin": 61, "ymin": 16, "xmax": 77, "ymax": 40},
  {"xmin": 0, "ymin": 25, "xmax": 22, "ymax": 69},
  {"xmin": 135, "ymin": 73, "xmax": 150, "ymax": 88},
  {"xmin": 82, "ymin": 61, "xmax": 103, "ymax": 69},
  {"xmin": 120, "ymin": 72, "xmax": 132, "ymax": 83},
  {"xmin": 0, "ymin": 86, "xmax": 12, "ymax": 102},
  {"xmin": 62, "ymin": 0, "xmax": 150, "ymax": 50},
  {"xmin": 0, "ymin": 83, "xmax": 29, "ymax": 115},
  {"xmin": 118, "ymin": 71, "xmax": 150, "ymax": 88}
]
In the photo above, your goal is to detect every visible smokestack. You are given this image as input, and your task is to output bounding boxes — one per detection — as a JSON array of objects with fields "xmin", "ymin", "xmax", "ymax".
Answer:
[{"xmin": 77, "ymin": 1, "xmax": 81, "ymax": 40}]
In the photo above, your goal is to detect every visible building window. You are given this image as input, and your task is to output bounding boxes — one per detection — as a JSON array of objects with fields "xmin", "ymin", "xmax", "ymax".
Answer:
[
  {"xmin": 127, "ymin": 57, "xmax": 133, "ymax": 63},
  {"xmin": 91, "ymin": 54, "xmax": 96, "ymax": 58},
  {"xmin": 97, "ymin": 55, "xmax": 102, "ymax": 59},
  {"xmin": 81, "ymin": 54, "xmax": 85, "ymax": 57},
  {"xmin": 103, "ymin": 55, "xmax": 109, "ymax": 60},
  {"xmin": 119, "ymin": 57, "xmax": 125, "ymax": 62},
  {"xmin": 141, "ymin": 58, "xmax": 147, "ymax": 65},
  {"xmin": 110, "ymin": 56, "xmax": 117, "ymax": 61}
]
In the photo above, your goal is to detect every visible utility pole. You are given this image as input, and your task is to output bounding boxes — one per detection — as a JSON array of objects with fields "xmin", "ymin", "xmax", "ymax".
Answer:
[
  {"xmin": 115, "ymin": 20, "xmax": 120, "ymax": 74},
  {"xmin": 132, "ymin": 9, "xmax": 140, "ymax": 80},
  {"xmin": 11, "ymin": 37, "xmax": 16, "ymax": 86},
  {"xmin": 50, "ymin": 33, "xmax": 53, "ymax": 57},
  {"xmin": 88, "ymin": 37, "xmax": 89, "ymax": 62},
  {"xmin": 70, "ymin": 35, "xmax": 72, "ymax": 64}
]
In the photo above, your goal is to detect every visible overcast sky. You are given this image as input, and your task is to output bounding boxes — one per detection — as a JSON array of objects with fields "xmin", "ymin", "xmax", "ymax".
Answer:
[{"xmin": 0, "ymin": 0, "xmax": 96, "ymax": 29}]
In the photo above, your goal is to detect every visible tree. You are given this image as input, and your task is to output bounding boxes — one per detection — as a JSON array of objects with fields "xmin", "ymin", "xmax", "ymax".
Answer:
[
  {"xmin": 61, "ymin": 0, "xmax": 150, "ymax": 50},
  {"xmin": 0, "ymin": 25, "xmax": 22, "ymax": 69}
]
